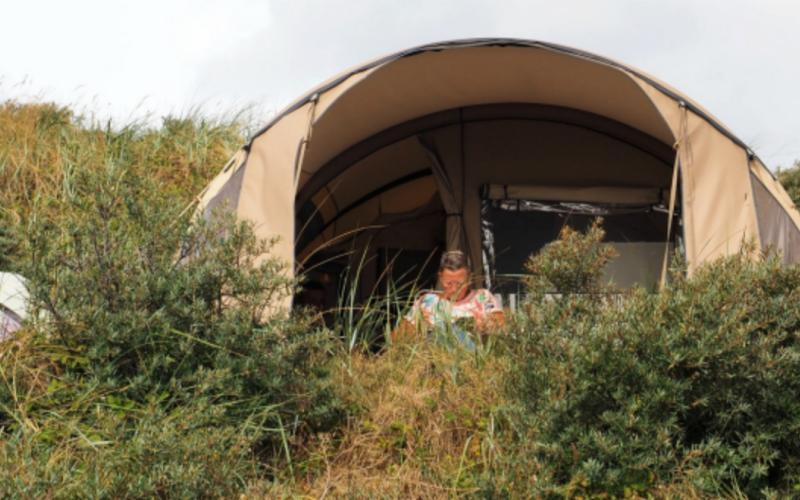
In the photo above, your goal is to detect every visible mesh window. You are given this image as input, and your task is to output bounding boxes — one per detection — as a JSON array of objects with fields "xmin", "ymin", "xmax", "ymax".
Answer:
[{"xmin": 481, "ymin": 199, "xmax": 676, "ymax": 293}]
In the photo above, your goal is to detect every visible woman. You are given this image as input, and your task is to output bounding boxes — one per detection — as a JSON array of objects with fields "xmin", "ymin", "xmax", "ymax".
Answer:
[{"xmin": 393, "ymin": 250, "xmax": 504, "ymax": 347}]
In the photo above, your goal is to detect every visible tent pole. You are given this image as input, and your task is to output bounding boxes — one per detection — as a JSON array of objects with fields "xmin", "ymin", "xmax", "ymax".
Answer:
[
  {"xmin": 417, "ymin": 136, "xmax": 464, "ymax": 255},
  {"xmin": 659, "ymin": 102, "xmax": 687, "ymax": 290},
  {"xmin": 458, "ymin": 108, "xmax": 474, "ymax": 274},
  {"xmin": 294, "ymin": 93, "xmax": 320, "ymax": 189}
]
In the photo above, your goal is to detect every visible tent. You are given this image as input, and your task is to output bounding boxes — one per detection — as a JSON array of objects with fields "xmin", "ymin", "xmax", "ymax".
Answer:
[
  {"xmin": 195, "ymin": 38, "xmax": 800, "ymax": 303},
  {"xmin": 1, "ymin": 272, "xmax": 28, "ymax": 339}
]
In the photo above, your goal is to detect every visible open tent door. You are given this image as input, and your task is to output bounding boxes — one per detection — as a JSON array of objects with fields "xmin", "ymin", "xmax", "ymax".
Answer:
[{"xmin": 296, "ymin": 104, "xmax": 682, "ymax": 310}]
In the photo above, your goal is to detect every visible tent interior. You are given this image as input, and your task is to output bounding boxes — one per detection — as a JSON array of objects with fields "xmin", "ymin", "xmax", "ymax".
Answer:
[{"xmin": 295, "ymin": 103, "xmax": 680, "ymax": 310}]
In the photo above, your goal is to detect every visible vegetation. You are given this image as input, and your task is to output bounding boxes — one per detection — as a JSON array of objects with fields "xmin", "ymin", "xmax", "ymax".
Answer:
[
  {"xmin": 502, "ymin": 221, "xmax": 800, "ymax": 497},
  {"xmin": 0, "ymin": 102, "xmax": 341, "ymax": 496},
  {"xmin": 777, "ymin": 160, "xmax": 800, "ymax": 207},
  {"xmin": 256, "ymin": 341, "xmax": 510, "ymax": 497},
  {"xmin": 1, "ymin": 101, "xmax": 799, "ymax": 497}
]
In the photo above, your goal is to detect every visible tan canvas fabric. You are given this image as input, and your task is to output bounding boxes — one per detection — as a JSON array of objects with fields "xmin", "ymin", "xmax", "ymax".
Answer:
[
  {"xmin": 238, "ymin": 102, "xmax": 316, "ymax": 280},
  {"xmin": 296, "ymin": 67, "xmax": 381, "ymax": 188},
  {"xmin": 319, "ymin": 136, "xmax": 429, "ymax": 219},
  {"xmin": 682, "ymin": 121, "xmax": 759, "ymax": 267},
  {"xmin": 195, "ymin": 39, "xmax": 800, "ymax": 295},
  {"xmin": 195, "ymin": 149, "xmax": 248, "ymax": 216},
  {"xmin": 309, "ymin": 188, "xmax": 338, "ymax": 228},
  {"xmin": 417, "ymin": 129, "xmax": 466, "ymax": 253},
  {"xmin": 604, "ymin": 242, "xmax": 673, "ymax": 288},
  {"xmin": 632, "ymin": 77, "xmax": 760, "ymax": 271},
  {"xmin": 300, "ymin": 46, "xmax": 673, "ymax": 185},
  {"xmin": 750, "ymin": 172, "xmax": 800, "ymax": 263},
  {"xmin": 298, "ymin": 116, "xmax": 673, "ymax": 275},
  {"xmin": 749, "ymin": 158, "xmax": 800, "ymax": 229},
  {"xmin": 460, "ymin": 119, "xmax": 672, "ymax": 274},
  {"xmin": 297, "ymin": 176, "xmax": 440, "ymax": 265}
]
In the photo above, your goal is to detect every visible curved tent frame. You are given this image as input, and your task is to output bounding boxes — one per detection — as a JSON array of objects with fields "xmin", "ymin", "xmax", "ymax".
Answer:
[{"xmin": 196, "ymin": 38, "xmax": 800, "ymax": 295}]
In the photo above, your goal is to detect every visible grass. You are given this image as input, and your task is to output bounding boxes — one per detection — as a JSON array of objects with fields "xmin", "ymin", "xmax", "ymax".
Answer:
[
  {"xmin": 0, "ymin": 100, "xmax": 244, "ymax": 224},
  {"xmin": 248, "ymin": 338, "xmax": 511, "ymax": 498},
  {"xmin": 1, "ymin": 99, "xmax": 799, "ymax": 497}
]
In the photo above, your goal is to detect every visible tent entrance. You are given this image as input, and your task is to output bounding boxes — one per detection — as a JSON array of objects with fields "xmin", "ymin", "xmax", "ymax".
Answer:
[{"xmin": 295, "ymin": 104, "xmax": 680, "ymax": 309}]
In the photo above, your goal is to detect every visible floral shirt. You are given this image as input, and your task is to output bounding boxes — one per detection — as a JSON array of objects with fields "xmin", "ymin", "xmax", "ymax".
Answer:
[{"xmin": 405, "ymin": 289, "xmax": 501, "ymax": 349}]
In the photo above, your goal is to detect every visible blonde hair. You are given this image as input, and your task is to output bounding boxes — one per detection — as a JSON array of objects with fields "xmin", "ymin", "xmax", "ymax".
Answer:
[{"xmin": 439, "ymin": 250, "xmax": 469, "ymax": 272}]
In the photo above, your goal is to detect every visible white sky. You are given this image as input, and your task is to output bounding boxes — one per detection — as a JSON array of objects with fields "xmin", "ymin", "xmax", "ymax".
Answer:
[{"xmin": 2, "ymin": 0, "xmax": 799, "ymax": 168}]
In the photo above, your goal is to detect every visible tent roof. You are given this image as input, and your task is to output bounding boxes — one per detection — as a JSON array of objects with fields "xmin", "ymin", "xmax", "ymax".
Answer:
[{"xmin": 247, "ymin": 38, "xmax": 755, "ymax": 160}]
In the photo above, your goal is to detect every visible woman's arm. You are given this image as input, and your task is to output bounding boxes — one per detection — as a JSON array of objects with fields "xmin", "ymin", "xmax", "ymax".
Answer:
[{"xmin": 474, "ymin": 289, "xmax": 505, "ymax": 333}]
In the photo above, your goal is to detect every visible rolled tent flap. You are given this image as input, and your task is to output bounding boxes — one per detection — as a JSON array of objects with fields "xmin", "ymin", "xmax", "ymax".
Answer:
[{"xmin": 484, "ymin": 184, "xmax": 663, "ymax": 205}]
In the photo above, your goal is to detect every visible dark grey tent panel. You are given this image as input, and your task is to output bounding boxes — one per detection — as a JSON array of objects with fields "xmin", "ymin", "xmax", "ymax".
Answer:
[{"xmin": 751, "ymin": 172, "xmax": 800, "ymax": 264}]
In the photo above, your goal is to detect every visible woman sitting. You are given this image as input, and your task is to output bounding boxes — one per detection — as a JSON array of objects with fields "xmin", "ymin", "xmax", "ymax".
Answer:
[{"xmin": 393, "ymin": 250, "xmax": 504, "ymax": 348}]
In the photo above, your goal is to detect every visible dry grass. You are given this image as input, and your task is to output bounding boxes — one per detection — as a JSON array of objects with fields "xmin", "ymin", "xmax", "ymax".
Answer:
[
  {"xmin": 251, "ymin": 339, "xmax": 512, "ymax": 498},
  {"xmin": 0, "ymin": 329, "xmax": 57, "ymax": 432},
  {"xmin": 0, "ymin": 100, "xmax": 244, "ymax": 223}
]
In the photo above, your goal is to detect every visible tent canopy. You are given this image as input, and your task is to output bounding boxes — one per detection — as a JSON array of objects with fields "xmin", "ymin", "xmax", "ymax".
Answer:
[
  {"xmin": 196, "ymin": 38, "xmax": 800, "ymax": 299},
  {"xmin": 1, "ymin": 272, "xmax": 28, "ymax": 338}
]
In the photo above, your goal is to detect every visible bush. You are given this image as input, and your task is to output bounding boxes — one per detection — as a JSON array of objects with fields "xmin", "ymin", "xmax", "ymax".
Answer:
[
  {"xmin": 0, "ymin": 156, "xmax": 343, "ymax": 496},
  {"xmin": 778, "ymin": 160, "xmax": 800, "ymax": 207},
  {"xmin": 502, "ymin": 223, "xmax": 800, "ymax": 497},
  {"xmin": 523, "ymin": 218, "xmax": 618, "ymax": 297}
]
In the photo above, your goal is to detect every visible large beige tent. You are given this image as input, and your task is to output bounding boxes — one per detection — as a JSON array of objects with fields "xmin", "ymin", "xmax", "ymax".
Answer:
[{"xmin": 195, "ymin": 38, "xmax": 800, "ymax": 303}]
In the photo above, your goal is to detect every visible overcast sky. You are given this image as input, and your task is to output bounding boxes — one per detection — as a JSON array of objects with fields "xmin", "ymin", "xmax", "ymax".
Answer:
[{"xmin": 2, "ymin": 0, "xmax": 798, "ymax": 168}]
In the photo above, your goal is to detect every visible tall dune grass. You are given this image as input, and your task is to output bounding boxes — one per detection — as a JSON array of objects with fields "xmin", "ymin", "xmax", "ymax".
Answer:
[
  {"xmin": 0, "ymin": 101, "xmax": 244, "ymax": 220},
  {"xmin": 1, "ymin": 100, "xmax": 799, "ymax": 497}
]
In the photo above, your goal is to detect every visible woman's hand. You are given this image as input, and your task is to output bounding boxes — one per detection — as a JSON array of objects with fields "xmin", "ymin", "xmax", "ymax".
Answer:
[{"xmin": 478, "ymin": 311, "xmax": 505, "ymax": 333}]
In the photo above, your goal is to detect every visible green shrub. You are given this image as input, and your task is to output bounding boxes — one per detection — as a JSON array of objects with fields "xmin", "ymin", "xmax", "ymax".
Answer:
[
  {"xmin": 0, "ymin": 209, "xmax": 17, "ymax": 270},
  {"xmin": 778, "ymin": 160, "xmax": 800, "ymax": 207},
  {"xmin": 0, "ymin": 159, "xmax": 343, "ymax": 496},
  {"xmin": 502, "ymin": 223, "xmax": 800, "ymax": 497},
  {"xmin": 524, "ymin": 218, "xmax": 618, "ymax": 296}
]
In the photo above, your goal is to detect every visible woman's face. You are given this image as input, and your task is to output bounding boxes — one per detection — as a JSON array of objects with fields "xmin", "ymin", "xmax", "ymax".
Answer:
[{"xmin": 439, "ymin": 267, "xmax": 469, "ymax": 301}]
